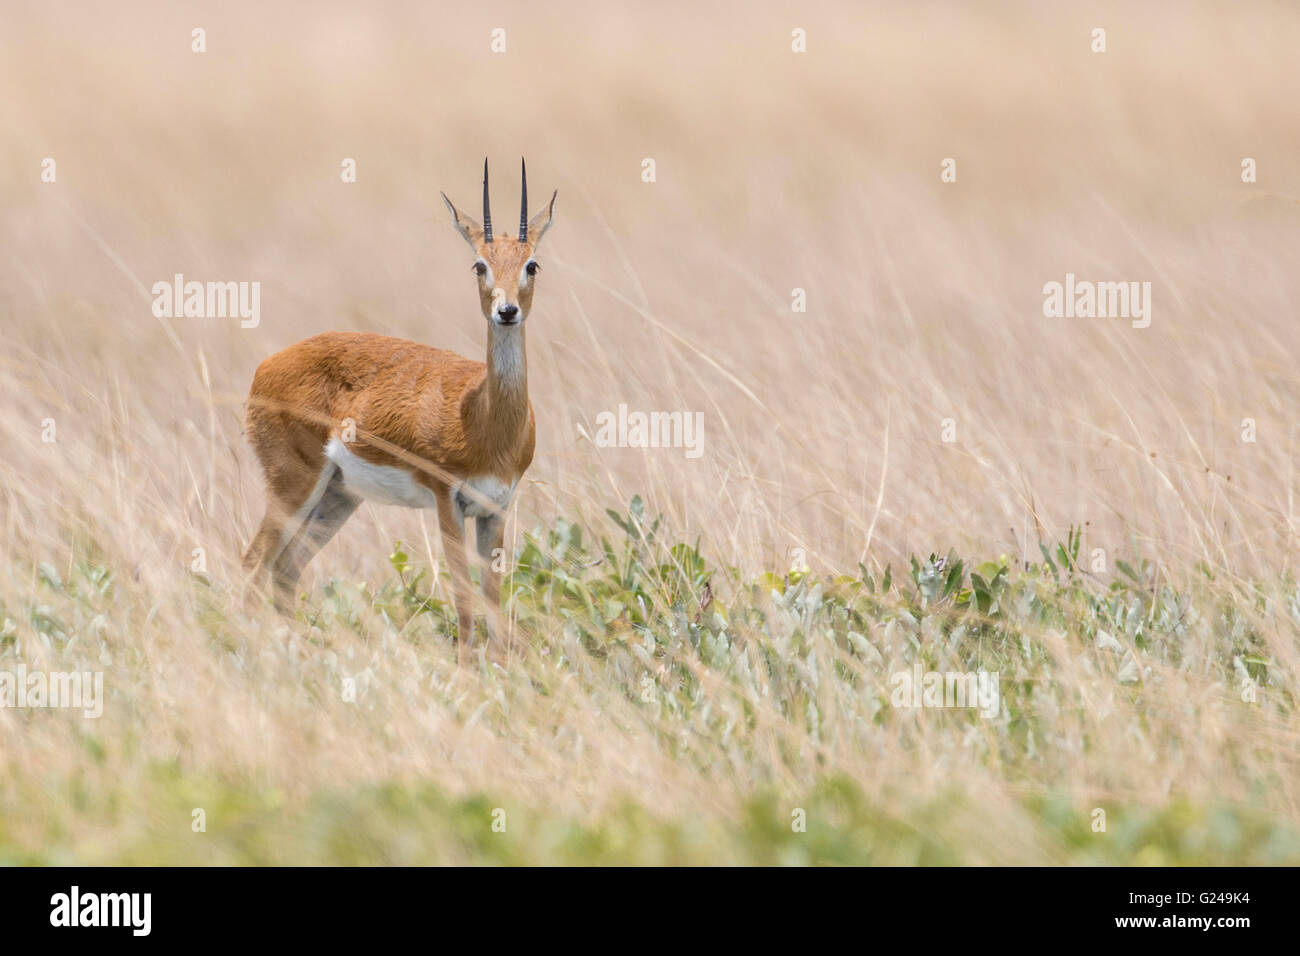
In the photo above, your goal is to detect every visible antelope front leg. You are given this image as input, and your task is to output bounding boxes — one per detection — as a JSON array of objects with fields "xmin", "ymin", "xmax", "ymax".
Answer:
[
  {"xmin": 435, "ymin": 490, "xmax": 474, "ymax": 657},
  {"xmin": 475, "ymin": 512, "xmax": 507, "ymax": 648}
]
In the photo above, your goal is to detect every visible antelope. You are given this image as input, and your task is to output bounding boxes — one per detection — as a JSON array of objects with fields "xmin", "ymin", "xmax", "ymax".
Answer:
[{"xmin": 241, "ymin": 159, "xmax": 556, "ymax": 648}]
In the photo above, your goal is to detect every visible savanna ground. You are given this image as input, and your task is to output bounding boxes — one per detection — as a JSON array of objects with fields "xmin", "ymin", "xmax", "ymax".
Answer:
[{"xmin": 2, "ymin": 1, "xmax": 1299, "ymax": 864}]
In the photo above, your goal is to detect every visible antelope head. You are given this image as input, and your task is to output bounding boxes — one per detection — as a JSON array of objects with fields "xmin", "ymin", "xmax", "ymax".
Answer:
[{"xmin": 441, "ymin": 158, "xmax": 557, "ymax": 327}]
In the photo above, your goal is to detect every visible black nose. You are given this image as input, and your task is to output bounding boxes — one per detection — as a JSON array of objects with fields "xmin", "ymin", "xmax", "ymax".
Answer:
[{"xmin": 498, "ymin": 304, "xmax": 519, "ymax": 319}]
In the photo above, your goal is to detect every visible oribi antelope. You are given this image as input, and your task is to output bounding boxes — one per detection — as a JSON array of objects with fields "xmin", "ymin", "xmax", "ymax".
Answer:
[{"xmin": 242, "ymin": 159, "xmax": 555, "ymax": 646}]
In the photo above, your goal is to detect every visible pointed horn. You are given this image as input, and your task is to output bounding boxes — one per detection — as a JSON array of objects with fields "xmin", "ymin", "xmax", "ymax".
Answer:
[
  {"xmin": 519, "ymin": 158, "xmax": 529, "ymax": 241},
  {"xmin": 481, "ymin": 157, "xmax": 493, "ymax": 242}
]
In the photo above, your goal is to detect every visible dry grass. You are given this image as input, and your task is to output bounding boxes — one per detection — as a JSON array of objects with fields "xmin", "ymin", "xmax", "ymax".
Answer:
[{"xmin": 1, "ymin": 0, "xmax": 1299, "ymax": 863}]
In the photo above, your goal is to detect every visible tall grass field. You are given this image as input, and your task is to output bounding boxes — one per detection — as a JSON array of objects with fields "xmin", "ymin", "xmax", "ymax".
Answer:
[{"xmin": 2, "ymin": 1, "xmax": 1299, "ymax": 864}]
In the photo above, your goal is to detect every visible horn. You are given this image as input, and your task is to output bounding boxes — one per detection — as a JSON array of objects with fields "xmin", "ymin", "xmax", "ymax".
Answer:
[
  {"xmin": 481, "ymin": 157, "xmax": 493, "ymax": 242},
  {"xmin": 519, "ymin": 157, "xmax": 529, "ymax": 241}
]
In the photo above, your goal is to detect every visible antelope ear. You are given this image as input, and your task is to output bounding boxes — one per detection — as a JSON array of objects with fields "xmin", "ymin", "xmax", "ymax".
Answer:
[
  {"xmin": 526, "ymin": 190, "xmax": 557, "ymax": 246},
  {"xmin": 441, "ymin": 192, "xmax": 483, "ymax": 250}
]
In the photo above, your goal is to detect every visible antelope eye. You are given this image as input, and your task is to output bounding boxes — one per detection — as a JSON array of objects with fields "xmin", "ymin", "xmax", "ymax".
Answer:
[
  {"xmin": 525, "ymin": 261, "xmax": 540, "ymax": 276},
  {"xmin": 473, "ymin": 261, "xmax": 487, "ymax": 277}
]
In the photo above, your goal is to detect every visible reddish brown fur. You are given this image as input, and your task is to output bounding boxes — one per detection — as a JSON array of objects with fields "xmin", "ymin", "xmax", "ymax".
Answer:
[{"xmin": 245, "ymin": 331, "xmax": 536, "ymax": 487}]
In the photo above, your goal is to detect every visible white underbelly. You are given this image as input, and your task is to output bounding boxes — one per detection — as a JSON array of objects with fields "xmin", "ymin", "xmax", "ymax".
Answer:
[{"xmin": 325, "ymin": 438, "xmax": 439, "ymax": 509}]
